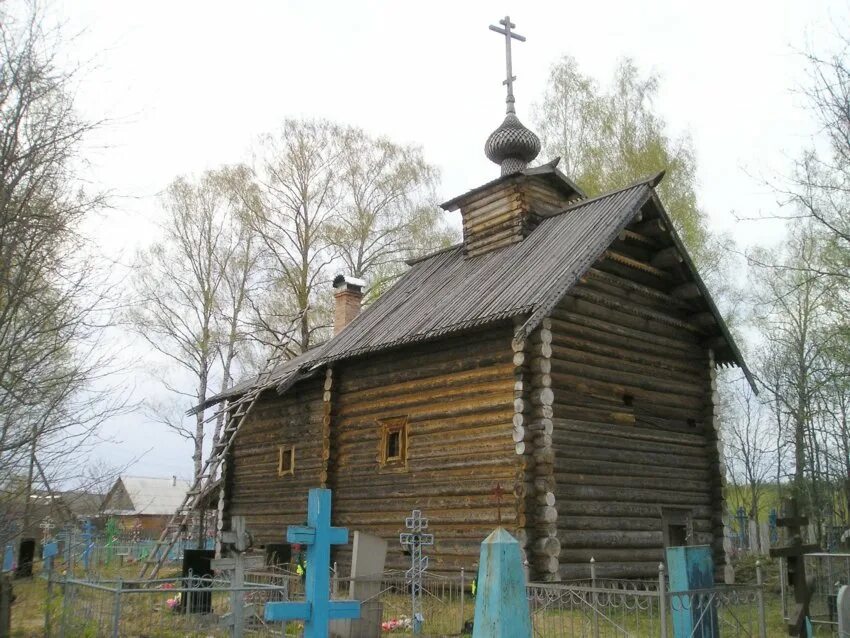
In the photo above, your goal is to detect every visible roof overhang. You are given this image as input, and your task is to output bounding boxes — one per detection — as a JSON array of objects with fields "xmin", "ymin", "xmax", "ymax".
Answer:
[{"xmin": 439, "ymin": 157, "xmax": 584, "ymax": 212}]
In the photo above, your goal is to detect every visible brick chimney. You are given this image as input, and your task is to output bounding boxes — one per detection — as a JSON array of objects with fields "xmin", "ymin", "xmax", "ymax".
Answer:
[{"xmin": 333, "ymin": 275, "xmax": 365, "ymax": 335}]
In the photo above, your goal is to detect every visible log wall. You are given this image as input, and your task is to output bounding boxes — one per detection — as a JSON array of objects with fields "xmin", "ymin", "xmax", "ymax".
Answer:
[
  {"xmin": 459, "ymin": 176, "xmax": 578, "ymax": 257},
  {"xmin": 329, "ymin": 326, "xmax": 517, "ymax": 574},
  {"xmin": 548, "ymin": 266, "xmax": 722, "ymax": 580},
  {"xmin": 225, "ymin": 380, "xmax": 325, "ymax": 542}
]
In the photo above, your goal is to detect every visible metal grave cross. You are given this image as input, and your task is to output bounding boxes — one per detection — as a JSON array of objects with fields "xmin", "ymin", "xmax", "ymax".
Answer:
[
  {"xmin": 489, "ymin": 16, "xmax": 526, "ymax": 114},
  {"xmin": 264, "ymin": 488, "xmax": 360, "ymax": 637},
  {"xmin": 39, "ymin": 517, "xmax": 55, "ymax": 542},
  {"xmin": 400, "ymin": 510, "xmax": 434, "ymax": 635}
]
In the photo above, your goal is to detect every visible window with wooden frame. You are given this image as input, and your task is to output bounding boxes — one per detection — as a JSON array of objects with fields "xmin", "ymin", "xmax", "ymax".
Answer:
[
  {"xmin": 661, "ymin": 507, "xmax": 693, "ymax": 548},
  {"xmin": 379, "ymin": 417, "xmax": 408, "ymax": 468},
  {"xmin": 278, "ymin": 445, "xmax": 295, "ymax": 477}
]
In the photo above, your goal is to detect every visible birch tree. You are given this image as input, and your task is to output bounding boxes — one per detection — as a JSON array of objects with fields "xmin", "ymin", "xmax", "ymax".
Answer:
[
  {"xmin": 249, "ymin": 119, "xmax": 341, "ymax": 353},
  {"xmin": 534, "ymin": 57, "xmax": 711, "ymax": 263},
  {"xmin": 328, "ymin": 128, "xmax": 454, "ymax": 299},
  {"xmin": 749, "ymin": 227, "xmax": 836, "ymax": 521},
  {"xmin": 129, "ymin": 168, "xmax": 258, "ymax": 498},
  {"xmin": 248, "ymin": 119, "xmax": 457, "ymax": 350},
  {"xmin": 0, "ymin": 0, "xmax": 127, "ymax": 540}
]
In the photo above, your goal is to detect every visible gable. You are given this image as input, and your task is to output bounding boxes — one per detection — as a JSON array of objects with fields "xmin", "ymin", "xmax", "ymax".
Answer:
[
  {"xmin": 101, "ymin": 476, "xmax": 190, "ymax": 516},
  {"xmin": 516, "ymin": 184, "xmax": 753, "ymax": 388}
]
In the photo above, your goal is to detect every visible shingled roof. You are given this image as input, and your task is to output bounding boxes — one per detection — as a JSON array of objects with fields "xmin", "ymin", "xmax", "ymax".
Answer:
[{"xmin": 195, "ymin": 172, "xmax": 752, "ymax": 413}]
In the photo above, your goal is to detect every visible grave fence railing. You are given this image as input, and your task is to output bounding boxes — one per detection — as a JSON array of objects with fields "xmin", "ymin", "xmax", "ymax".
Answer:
[
  {"xmin": 45, "ymin": 562, "xmax": 770, "ymax": 637},
  {"xmin": 780, "ymin": 552, "xmax": 850, "ymax": 635}
]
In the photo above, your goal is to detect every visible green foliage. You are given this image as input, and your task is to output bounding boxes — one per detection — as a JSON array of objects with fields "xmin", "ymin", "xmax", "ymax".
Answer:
[{"xmin": 534, "ymin": 56, "xmax": 710, "ymax": 262}]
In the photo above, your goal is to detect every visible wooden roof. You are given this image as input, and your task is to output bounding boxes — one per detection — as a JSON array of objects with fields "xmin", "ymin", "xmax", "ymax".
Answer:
[{"xmin": 196, "ymin": 172, "xmax": 753, "ymax": 412}]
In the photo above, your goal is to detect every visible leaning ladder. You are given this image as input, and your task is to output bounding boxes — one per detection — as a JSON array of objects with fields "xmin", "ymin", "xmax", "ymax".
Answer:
[{"xmin": 138, "ymin": 312, "xmax": 305, "ymax": 580}]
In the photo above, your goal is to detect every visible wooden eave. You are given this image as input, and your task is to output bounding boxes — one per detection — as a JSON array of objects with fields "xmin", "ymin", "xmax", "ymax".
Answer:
[{"xmin": 439, "ymin": 159, "xmax": 584, "ymax": 212}]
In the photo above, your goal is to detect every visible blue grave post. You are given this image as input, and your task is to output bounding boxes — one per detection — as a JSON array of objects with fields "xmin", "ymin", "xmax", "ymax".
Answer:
[
  {"xmin": 472, "ymin": 528, "xmax": 532, "ymax": 638},
  {"xmin": 666, "ymin": 545, "xmax": 718, "ymax": 638},
  {"xmin": 264, "ymin": 488, "xmax": 360, "ymax": 637},
  {"xmin": 42, "ymin": 541, "xmax": 58, "ymax": 576},
  {"xmin": 81, "ymin": 519, "xmax": 95, "ymax": 571},
  {"xmin": 2, "ymin": 545, "xmax": 12, "ymax": 573},
  {"xmin": 769, "ymin": 508, "xmax": 779, "ymax": 545}
]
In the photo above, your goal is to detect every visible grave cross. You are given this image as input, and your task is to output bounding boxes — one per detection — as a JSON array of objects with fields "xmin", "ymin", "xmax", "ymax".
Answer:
[
  {"xmin": 39, "ymin": 517, "xmax": 55, "ymax": 542},
  {"xmin": 489, "ymin": 16, "xmax": 526, "ymax": 115},
  {"xmin": 492, "ymin": 483, "xmax": 505, "ymax": 526},
  {"xmin": 770, "ymin": 497, "xmax": 820, "ymax": 637},
  {"xmin": 264, "ymin": 489, "xmax": 360, "ymax": 637},
  {"xmin": 400, "ymin": 510, "xmax": 434, "ymax": 635}
]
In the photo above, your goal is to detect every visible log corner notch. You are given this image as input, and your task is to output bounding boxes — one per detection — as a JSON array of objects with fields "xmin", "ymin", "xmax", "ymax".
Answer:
[
  {"xmin": 705, "ymin": 349, "xmax": 733, "ymax": 584},
  {"xmin": 513, "ymin": 317, "xmax": 559, "ymax": 581},
  {"xmin": 320, "ymin": 367, "xmax": 333, "ymax": 488},
  {"xmin": 512, "ymin": 318, "xmax": 533, "ymax": 569}
]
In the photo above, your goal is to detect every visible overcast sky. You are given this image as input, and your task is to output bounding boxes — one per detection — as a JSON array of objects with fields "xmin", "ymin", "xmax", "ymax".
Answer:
[{"xmin": 50, "ymin": 0, "xmax": 843, "ymax": 481}]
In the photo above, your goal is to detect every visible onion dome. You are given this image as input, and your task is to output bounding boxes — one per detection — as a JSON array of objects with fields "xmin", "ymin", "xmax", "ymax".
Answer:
[{"xmin": 485, "ymin": 113, "xmax": 541, "ymax": 176}]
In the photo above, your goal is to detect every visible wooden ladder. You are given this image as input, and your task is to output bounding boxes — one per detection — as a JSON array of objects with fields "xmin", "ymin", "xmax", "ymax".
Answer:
[{"xmin": 137, "ymin": 312, "xmax": 305, "ymax": 580}]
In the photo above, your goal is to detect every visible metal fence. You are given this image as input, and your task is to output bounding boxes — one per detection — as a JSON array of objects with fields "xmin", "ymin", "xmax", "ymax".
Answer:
[
  {"xmin": 528, "ymin": 566, "xmax": 766, "ymax": 638},
  {"xmin": 48, "ymin": 572, "xmax": 292, "ymax": 637},
  {"xmin": 46, "ymin": 563, "xmax": 770, "ymax": 638},
  {"xmin": 52, "ymin": 529, "xmax": 214, "ymax": 576},
  {"xmin": 780, "ymin": 552, "xmax": 850, "ymax": 635}
]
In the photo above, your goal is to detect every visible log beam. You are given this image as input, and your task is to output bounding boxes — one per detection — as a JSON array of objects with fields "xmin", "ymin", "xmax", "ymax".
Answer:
[{"xmin": 650, "ymin": 246, "xmax": 683, "ymax": 269}]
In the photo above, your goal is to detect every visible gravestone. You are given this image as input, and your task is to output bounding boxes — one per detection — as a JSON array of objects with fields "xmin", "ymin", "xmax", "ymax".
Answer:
[
  {"xmin": 264, "ymin": 488, "xmax": 361, "ymax": 638},
  {"xmin": 666, "ymin": 545, "xmax": 718, "ymax": 638},
  {"xmin": 837, "ymin": 585, "xmax": 850, "ymax": 637},
  {"xmin": 15, "ymin": 538, "xmax": 34, "ymax": 578},
  {"xmin": 182, "ymin": 549, "xmax": 214, "ymax": 614},
  {"xmin": 331, "ymin": 531, "xmax": 387, "ymax": 638},
  {"xmin": 472, "ymin": 528, "xmax": 532, "ymax": 638}
]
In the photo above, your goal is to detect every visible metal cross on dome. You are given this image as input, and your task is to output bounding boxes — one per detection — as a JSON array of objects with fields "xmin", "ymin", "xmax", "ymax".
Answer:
[
  {"xmin": 489, "ymin": 16, "xmax": 527, "ymax": 115},
  {"xmin": 400, "ymin": 510, "xmax": 434, "ymax": 635}
]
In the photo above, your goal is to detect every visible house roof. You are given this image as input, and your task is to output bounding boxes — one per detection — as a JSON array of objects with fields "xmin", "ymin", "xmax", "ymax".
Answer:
[
  {"xmin": 195, "ymin": 172, "xmax": 753, "ymax": 413},
  {"xmin": 59, "ymin": 490, "xmax": 105, "ymax": 518},
  {"xmin": 101, "ymin": 476, "xmax": 191, "ymax": 517}
]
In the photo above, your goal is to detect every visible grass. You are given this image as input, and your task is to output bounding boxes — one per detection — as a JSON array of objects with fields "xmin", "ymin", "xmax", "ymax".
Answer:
[{"xmin": 7, "ymin": 557, "xmax": 795, "ymax": 637}]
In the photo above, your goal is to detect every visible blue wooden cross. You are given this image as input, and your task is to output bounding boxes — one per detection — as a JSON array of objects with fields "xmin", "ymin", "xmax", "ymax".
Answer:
[
  {"xmin": 264, "ymin": 488, "xmax": 360, "ymax": 637},
  {"xmin": 81, "ymin": 518, "xmax": 95, "ymax": 570}
]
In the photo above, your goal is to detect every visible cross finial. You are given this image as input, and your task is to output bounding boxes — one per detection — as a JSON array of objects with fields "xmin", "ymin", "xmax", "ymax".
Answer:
[
  {"xmin": 489, "ymin": 16, "xmax": 526, "ymax": 115},
  {"xmin": 492, "ymin": 483, "xmax": 505, "ymax": 526}
]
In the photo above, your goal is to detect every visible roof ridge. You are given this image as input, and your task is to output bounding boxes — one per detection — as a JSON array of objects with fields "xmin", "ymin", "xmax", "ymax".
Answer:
[
  {"xmin": 405, "ymin": 242, "xmax": 463, "ymax": 266},
  {"xmin": 547, "ymin": 170, "xmax": 665, "ymax": 217},
  {"xmin": 121, "ymin": 475, "xmax": 190, "ymax": 482}
]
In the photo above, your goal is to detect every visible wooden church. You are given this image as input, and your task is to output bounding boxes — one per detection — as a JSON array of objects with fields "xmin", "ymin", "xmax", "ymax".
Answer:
[{"xmin": 205, "ymin": 19, "xmax": 750, "ymax": 582}]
